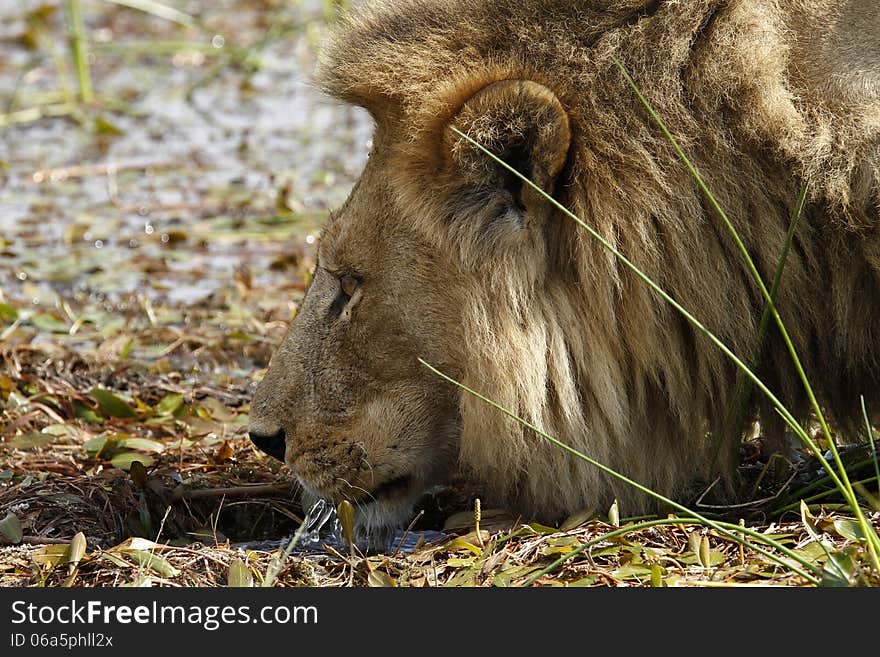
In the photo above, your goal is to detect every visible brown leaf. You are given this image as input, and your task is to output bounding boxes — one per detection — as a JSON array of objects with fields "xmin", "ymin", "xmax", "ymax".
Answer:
[
  {"xmin": 337, "ymin": 500, "xmax": 356, "ymax": 548},
  {"xmin": 367, "ymin": 570, "xmax": 398, "ymax": 587},
  {"xmin": 215, "ymin": 440, "xmax": 234, "ymax": 462},
  {"xmin": 66, "ymin": 532, "xmax": 87, "ymax": 571}
]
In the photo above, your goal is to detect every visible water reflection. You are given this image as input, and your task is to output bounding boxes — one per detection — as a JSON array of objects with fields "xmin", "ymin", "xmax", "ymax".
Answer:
[{"xmin": 232, "ymin": 498, "xmax": 446, "ymax": 556}]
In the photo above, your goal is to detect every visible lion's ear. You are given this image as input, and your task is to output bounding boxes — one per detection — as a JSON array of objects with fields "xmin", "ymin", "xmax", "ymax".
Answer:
[{"xmin": 442, "ymin": 80, "xmax": 571, "ymax": 230}]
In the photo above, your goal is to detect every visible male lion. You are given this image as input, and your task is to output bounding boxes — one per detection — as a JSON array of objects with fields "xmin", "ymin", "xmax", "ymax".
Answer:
[{"xmin": 249, "ymin": 0, "xmax": 880, "ymax": 538}]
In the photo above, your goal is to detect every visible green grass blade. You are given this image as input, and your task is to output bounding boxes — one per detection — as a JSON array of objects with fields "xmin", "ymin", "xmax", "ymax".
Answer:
[
  {"xmin": 861, "ymin": 396, "xmax": 880, "ymax": 500},
  {"xmin": 324, "ymin": 0, "xmax": 350, "ymax": 22},
  {"xmin": 261, "ymin": 511, "xmax": 311, "ymax": 588},
  {"xmin": 66, "ymin": 0, "xmax": 93, "ymax": 104},
  {"xmin": 722, "ymin": 183, "xmax": 808, "ymax": 452}
]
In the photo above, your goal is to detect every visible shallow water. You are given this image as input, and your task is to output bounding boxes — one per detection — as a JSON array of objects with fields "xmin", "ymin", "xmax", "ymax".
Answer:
[
  {"xmin": 1, "ymin": 0, "xmax": 371, "ymax": 315},
  {"xmin": 231, "ymin": 498, "xmax": 447, "ymax": 555}
]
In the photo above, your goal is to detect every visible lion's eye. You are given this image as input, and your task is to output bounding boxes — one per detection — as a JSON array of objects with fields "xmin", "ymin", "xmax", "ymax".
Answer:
[{"xmin": 340, "ymin": 274, "xmax": 360, "ymax": 298}]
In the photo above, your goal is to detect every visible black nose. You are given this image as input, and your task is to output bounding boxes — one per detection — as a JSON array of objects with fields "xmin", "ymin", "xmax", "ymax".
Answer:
[{"xmin": 249, "ymin": 428, "xmax": 287, "ymax": 462}]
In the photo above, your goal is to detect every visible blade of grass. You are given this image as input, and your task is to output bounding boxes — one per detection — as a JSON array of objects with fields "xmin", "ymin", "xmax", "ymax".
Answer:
[
  {"xmin": 92, "ymin": 40, "xmax": 226, "ymax": 55},
  {"xmin": 419, "ymin": 359, "xmax": 819, "ymax": 584},
  {"xmin": 66, "ymin": 0, "xmax": 93, "ymax": 104},
  {"xmin": 102, "ymin": 0, "xmax": 197, "ymax": 29},
  {"xmin": 722, "ymin": 183, "xmax": 808, "ymax": 455},
  {"xmin": 261, "ymin": 512, "xmax": 311, "ymax": 588},
  {"xmin": 324, "ymin": 0, "xmax": 350, "ymax": 22},
  {"xmin": 611, "ymin": 56, "xmax": 880, "ymax": 566},
  {"xmin": 861, "ymin": 396, "xmax": 880, "ymax": 501},
  {"xmin": 0, "ymin": 103, "xmax": 77, "ymax": 128}
]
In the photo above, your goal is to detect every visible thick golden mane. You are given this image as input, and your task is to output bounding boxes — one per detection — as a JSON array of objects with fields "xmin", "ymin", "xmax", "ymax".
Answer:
[{"xmin": 311, "ymin": 0, "xmax": 880, "ymax": 516}]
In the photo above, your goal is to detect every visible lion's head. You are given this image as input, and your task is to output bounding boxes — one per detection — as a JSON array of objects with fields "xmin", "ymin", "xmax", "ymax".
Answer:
[
  {"xmin": 249, "ymin": 0, "xmax": 880, "ymax": 538},
  {"xmin": 249, "ymin": 78, "xmax": 574, "ymax": 534}
]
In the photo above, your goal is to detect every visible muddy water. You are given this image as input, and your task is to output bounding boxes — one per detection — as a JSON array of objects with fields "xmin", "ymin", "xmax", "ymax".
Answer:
[{"xmin": 0, "ymin": 0, "xmax": 371, "ymax": 312}]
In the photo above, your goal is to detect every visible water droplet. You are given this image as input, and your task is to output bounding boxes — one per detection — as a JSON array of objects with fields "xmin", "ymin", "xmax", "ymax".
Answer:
[
  {"xmin": 16, "ymin": 272, "xmax": 27, "ymax": 280},
  {"xmin": 212, "ymin": 34, "xmax": 225, "ymax": 48},
  {"xmin": 94, "ymin": 240, "xmax": 104, "ymax": 249},
  {"xmin": 305, "ymin": 235, "xmax": 316, "ymax": 245},
  {"xmin": 160, "ymin": 233, "xmax": 170, "ymax": 243},
  {"xmin": 128, "ymin": 239, "xmax": 139, "ymax": 248},
  {"xmin": 145, "ymin": 223, "xmax": 154, "ymax": 235}
]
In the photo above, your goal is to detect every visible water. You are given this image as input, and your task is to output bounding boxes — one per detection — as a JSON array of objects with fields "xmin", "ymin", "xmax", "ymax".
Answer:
[
  {"xmin": 231, "ymin": 498, "xmax": 447, "ymax": 555},
  {"xmin": 0, "ymin": 0, "xmax": 371, "ymax": 311},
  {"xmin": 0, "ymin": 0, "xmax": 372, "ymax": 382}
]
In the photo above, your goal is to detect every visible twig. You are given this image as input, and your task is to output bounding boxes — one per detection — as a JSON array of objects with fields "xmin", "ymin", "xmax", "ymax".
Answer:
[
  {"xmin": 693, "ymin": 471, "xmax": 796, "ymax": 511},
  {"xmin": 18, "ymin": 535, "xmax": 76, "ymax": 545},
  {"xmin": 30, "ymin": 160, "xmax": 180, "ymax": 182},
  {"xmin": 172, "ymin": 483, "xmax": 291, "ymax": 501},
  {"xmin": 392, "ymin": 509, "xmax": 425, "ymax": 559}
]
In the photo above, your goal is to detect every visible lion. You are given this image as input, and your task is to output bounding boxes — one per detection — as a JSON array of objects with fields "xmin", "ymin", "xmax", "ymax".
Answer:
[{"xmin": 248, "ymin": 0, "xmax": 880, "ymax": 539}]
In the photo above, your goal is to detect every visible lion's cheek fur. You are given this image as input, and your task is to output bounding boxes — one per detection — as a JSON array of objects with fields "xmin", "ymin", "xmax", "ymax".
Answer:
[{"xmin": 455, "ymin": 273, "xmax": 716, "ymax": 519}]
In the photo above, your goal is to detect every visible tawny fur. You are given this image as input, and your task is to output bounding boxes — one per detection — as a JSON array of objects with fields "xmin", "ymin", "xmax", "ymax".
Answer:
[{"xmin": 251, "ymin": 0, "xmax": 880, "ymax": 525}]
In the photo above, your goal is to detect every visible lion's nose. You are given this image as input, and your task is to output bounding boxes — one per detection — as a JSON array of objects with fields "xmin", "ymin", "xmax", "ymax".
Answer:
[{"xmin": 248, "ymin": 428, "xmax": 287, "ymax": 461}]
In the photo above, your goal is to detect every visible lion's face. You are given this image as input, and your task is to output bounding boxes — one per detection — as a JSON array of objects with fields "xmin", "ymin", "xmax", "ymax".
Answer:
[
  {"xmin": 248, "ymin": 145, "xmax": 467, "ymax": 530},
  {"xmin": 249, "ymin": 80, "xmax": 572, "ymax": 532},
  {"xmin": 250, "ymin": 0, "xmax": 880, "ymax": 533}
]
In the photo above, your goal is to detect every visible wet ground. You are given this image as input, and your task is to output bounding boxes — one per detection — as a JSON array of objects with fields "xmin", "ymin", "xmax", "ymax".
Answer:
[
  {"xmin": 1, "ymin": 0, "xmax": 370, "ymax": 321},
  {"xmin": 0, "ymin": 1, "xmax": 382, "ymax": 548}
]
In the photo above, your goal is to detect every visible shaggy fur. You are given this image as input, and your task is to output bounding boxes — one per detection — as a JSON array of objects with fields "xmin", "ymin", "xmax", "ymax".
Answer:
[{"xmin": 250, "ymin": 0, "xmax": 880, "ymax": 528}]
